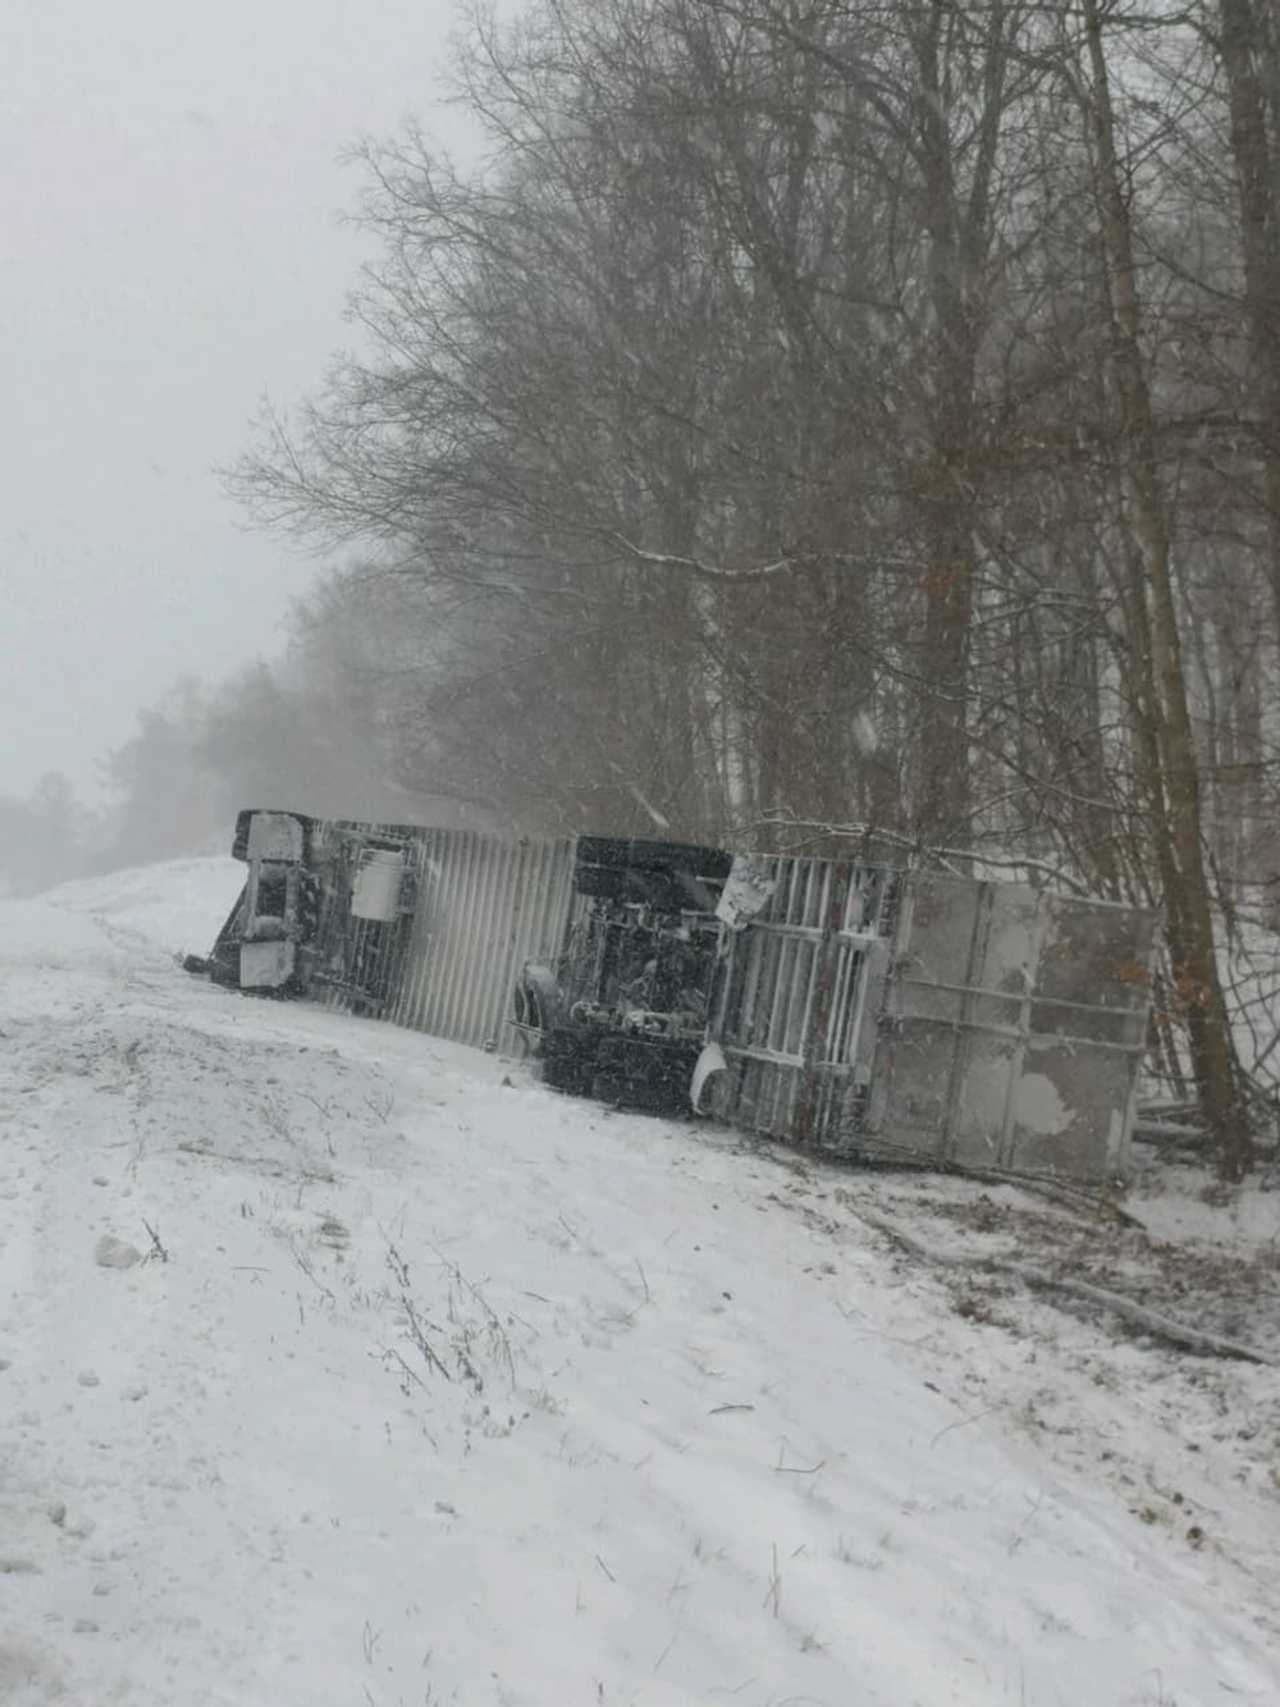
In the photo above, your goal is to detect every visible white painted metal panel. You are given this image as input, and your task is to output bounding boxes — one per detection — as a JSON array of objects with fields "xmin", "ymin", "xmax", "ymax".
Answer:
[
  {"xmin": 245, "ymin": 811, "xmax": 305, "ymax": 863},
  {"xmin": 864, "ymin": 876, "xmax": 1157, "ymax": 1180}
]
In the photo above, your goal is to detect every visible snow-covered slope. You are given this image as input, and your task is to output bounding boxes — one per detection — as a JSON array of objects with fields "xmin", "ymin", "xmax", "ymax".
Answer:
[
  {"xmin": 43, "ymin": 856, "xmax": 245, "ymax": 961},
  {"xmin": 0, "ymin": 861, "xmax": 1276, "ymax": 1705}
]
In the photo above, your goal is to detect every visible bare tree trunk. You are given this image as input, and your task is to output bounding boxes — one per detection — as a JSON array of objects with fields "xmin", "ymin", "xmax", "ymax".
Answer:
[
  {"xmin": 1215, "ymin": 0, "xmax": 1280, "ymax": 635},
  {"xmin": 909, "ymin": 1, "xmax": 988, "ymax": 841},
  {"xmin": 1081, "ymin": 0, "xmax": 1251, "ymax": 1177}
]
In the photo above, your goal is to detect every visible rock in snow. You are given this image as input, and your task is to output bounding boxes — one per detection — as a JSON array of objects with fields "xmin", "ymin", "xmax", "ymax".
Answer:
[{"xmin": 93, "ymin": 1234, "xmax": 142, "ymax": 1269}]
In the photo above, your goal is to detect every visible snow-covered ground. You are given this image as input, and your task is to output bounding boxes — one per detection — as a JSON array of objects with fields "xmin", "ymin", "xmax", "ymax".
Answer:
[{"xmin": 1, "ymin": 860, "xmax": 1277, "ymax": 1706}]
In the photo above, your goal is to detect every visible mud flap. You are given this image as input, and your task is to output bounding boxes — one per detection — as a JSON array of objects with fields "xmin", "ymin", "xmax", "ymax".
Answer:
[{"xmin": 690, "ymin": 1042, "xmax": 728, "ymax": 1115}]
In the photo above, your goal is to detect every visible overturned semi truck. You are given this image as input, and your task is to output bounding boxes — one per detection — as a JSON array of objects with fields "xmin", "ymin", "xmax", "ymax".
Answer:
[{"xmin": 187, "ymin": 809, "xmax": 1159, "ymax": 1184}]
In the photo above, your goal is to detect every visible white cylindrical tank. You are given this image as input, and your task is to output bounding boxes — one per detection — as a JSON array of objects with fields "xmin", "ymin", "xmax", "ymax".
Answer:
[{"xmin": 351, "ymin": 848, "xmax": 404, "ymax": 922}]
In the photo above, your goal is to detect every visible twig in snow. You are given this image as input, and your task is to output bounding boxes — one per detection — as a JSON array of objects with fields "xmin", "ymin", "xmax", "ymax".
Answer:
[
  {"xmin": 634, "ymin": 1259, "xmax": 650, "ymax": 1303},
  {"xmin": 289, "ymin": 1240, "xmax": 335, "ymax": 1306},
  {"xmin": 931, "ymin": 1406, "xmax": 1001, "ymax": 1448},
  {"xmin": 709, "ymin": 1403, "xmax": 755, "ymax": 1415},
  {"xmin": 653, "ymin": 1631, "xmax": 678, "ymax": 1673},
  {"xmin": 381, "ymin": 1347, "xmax": 429, "ymax": 1395},
  {"xmin": 386, "ymin": 1244, "xmax": 451, "ymax": 1379},
  {"xmin": 364, "ymin": 1085, "xmax": 396, "ymax": 1125},
  {"xmin": 295, "ymin": 1090, "xmax": 336, "ymax": 1121},
  {"xmin": 845, "ymin": 1207, "xmax": 1274, "ymax": 1366},
  {"xmin": 142, "ymin": 1220, "xmax": 169, "ymax": 1263},
  {"xmin": 763, "ymin": 1543, "xmax": 782, "ymax": 1617},
  {"xmin": 774, "ymin": 1443, "xmax": 826, "ymax": 1474},
  {"xmin": 430, "ymin": 1244, "xmax": 516, "ymax": 1386},
  {"xmin": 594, "ymin": 1554, "xmax": 615, "ymax": 1583}
]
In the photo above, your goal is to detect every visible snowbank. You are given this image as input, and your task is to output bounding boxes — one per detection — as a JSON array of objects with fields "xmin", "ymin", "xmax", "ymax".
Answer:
[
  {"xmin": 0, "ymin": 898, "xmax": 125, "ymax": 970},
  {"xmin": 42, "ymin": 856, "xmax": 244, "ymax": 960}
]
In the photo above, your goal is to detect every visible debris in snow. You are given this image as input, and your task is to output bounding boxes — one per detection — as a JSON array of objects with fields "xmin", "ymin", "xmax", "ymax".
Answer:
[
  {"xmin": 77, "ymin": 1370, "xmax": 100, "ymax": 1388},
  {"xmin": 94, "ymin": 1234, "xmax": 142, "ymax": 1268},
  {"xmin": 47, "ymin": 1501, "xmax": 67, "ymax": 1527},
  {"xmin": 142, "ymin": 1218, "xmax": 169, "ymax": 1262},
  {"xmin": 846, "ymin": 1203, "xmax": 1274, "ymax": 1366}
]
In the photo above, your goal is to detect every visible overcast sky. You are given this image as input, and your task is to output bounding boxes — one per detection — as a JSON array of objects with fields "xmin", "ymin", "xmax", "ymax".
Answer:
[{"xmin": 2, "ymin": 0, "xmax": 471, "ymax": 799}]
